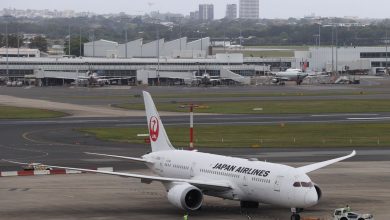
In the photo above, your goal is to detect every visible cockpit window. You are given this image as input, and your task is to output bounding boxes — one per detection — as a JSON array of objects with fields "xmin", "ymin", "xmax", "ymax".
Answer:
[
  {"xmin": 293, "ymin": 182, "xmax": 301, "ymax": 187},
  {"xmin": 301, "ymin": 182, "xmax": 313, "ymax": 187}
]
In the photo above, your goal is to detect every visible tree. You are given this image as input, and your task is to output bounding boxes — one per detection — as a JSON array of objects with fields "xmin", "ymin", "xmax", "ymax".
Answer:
[
  {"xmin": 29, "ymin": 36, "xmax": 48, "ymax": 52},
  {"xmin": 0, "ymin": 34, "xmax": 23, "ymax": 48},
  {"xmin": 0, "ymin": 34, "xmax": 4, "ymax": 47},
  {"xmin": 64, "ymin": 36, "xmax": 89, "ymax": 57},
  {"xmin": 7, "ymin": 34, "xmax": 24, "ymax": 48}
]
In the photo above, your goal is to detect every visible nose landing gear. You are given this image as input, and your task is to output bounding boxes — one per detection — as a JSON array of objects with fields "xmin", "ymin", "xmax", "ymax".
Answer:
[{"xmin": 290, "ymin": 208, "xmax": 304, "ymax": 220}]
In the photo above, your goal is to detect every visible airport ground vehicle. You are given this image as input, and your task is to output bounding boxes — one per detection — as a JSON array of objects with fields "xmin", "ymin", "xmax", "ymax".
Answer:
[
  {"xmin": 333, "ymin": 208, "xmax": 374, "ymax": 220},
  {"xmin": 23, "ymin": 163, "xmax": 52, "ymax": 171}
]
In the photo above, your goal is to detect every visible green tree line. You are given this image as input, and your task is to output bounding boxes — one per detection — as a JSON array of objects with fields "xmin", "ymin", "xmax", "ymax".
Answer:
[
  {"xmin": 1, "ymin": 16, "xmax": 390, "ymax": 52},
  {"xmin": 0, "ymin": 34, "xmax": 48, "ymax": 52}
]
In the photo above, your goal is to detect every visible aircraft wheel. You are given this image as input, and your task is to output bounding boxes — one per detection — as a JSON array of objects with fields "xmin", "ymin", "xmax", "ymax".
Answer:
[
  {"xmin": 291, "ymin": 213, "xmax": 300, "ymax": 220},
  {"xmin": 240, "ymin": 201, "xmax": 259, "ymax": 209}
]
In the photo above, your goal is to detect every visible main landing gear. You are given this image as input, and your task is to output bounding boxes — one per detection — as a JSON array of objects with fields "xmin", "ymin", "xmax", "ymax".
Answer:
[
  {"xmin": 290, "ymin": 208, "xmax": 304, "ymax": 220},
  {"xmin": 240, "ymin": 201, "xmax": 259, "ymax": 209}
]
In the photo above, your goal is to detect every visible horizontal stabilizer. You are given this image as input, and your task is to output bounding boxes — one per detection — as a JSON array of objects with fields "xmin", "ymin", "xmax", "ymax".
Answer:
[{"xmin": 85, "ymin": 152, "xmax": 153, "ymax": 163}]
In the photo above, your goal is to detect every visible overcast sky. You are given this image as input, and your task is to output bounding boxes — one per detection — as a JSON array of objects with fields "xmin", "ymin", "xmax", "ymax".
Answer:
[{"xmin": 2, "ymin": 0, "xmax": 390, "ymax": 19}]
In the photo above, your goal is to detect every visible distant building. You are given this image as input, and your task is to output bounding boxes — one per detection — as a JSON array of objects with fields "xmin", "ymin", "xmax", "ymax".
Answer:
[
  {"xmin": 199, "ymin": 4, "xmax": 214, "ymax": 21},
  {"xmin": 84, "ymin": 37, "xmax": 210, "ymax": 59},
  {"xmin": 294, "ymin": 46, "xmax": 390, "ymax": 74},
  {"xmin": 226, "ymin": 4, "xmax": 237, "ymax": 19},
  {"xmin": 239, "ymin": 0, "xmax": 259, "ymax": 19},
  {"xmin": 84, "ymin": 39, "xmax": 119, "ymax": 58},
  {"xmin": 190, "ymin": 11, "xmax": 199, "ymax": 20},
  {"xmin": 48, "ymin": 45, "xmax": 65, "ymax": 56},
  {"xmin": 0, "ymin": 48, "xmax": 40, "ymax": 58}
]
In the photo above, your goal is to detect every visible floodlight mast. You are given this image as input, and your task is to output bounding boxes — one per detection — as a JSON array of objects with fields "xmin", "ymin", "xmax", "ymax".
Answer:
[{"xmin": 4, "ymin": 15, "xmax": 13, "ymax": 79}]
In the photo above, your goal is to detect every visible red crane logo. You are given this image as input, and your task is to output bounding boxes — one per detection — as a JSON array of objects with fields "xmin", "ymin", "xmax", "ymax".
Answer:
[{"xmin": 149, "ymin": 116, "xmax": 159, "ymax": 142}]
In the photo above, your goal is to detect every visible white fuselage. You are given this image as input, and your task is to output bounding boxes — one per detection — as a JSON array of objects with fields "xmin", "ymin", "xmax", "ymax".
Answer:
[
  {"xmin": 144, "ymin": 150, "xmax": 319, "ymax": 208},
  {"xmin": 274, "ymin": 69, "xmax": 308, "ymax": 81}
]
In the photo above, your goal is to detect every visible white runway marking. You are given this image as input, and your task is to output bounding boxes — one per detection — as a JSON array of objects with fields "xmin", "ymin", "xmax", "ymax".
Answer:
[
  {"xmin": 347, "ymin": 117, "xmax": 390, "ymax": 120},
  {"xmin": 311, "ymin": 114, "xmax": 379, "ymax": 117}
]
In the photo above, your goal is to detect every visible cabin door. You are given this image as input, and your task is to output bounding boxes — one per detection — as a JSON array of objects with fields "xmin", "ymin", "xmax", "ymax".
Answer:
[
  {"xmin": 242, "ymin": 175, "xmax": 251, "ymax": 197},
  {"xmin": 190, "ymin": 162, "xmax": 196, "ymax": 178},
  {"xmin": 158, "ymin": 157, "xmax": 164, "ymax": 174},
  {"xmin": 273, "ymin": 176, "xmax": 284, "ymax": 192}
]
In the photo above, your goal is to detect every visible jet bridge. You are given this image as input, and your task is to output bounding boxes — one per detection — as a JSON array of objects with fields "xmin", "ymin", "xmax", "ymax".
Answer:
[{"xmin": 220, "ymin": 68, "xmax": 251, "ymax": 85}]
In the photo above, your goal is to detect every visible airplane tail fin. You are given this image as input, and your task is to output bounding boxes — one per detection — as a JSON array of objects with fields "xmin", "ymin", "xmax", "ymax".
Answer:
[{"xmin": 143, "ymin": 91, "xmax": 175, "ymax": 152}]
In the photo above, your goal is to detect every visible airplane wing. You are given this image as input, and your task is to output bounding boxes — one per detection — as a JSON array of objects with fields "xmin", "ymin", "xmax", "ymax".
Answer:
[
  {"xmin": 2, "ymin": 160, "xmax": 232, "ymax": 191},
  {"xmin": 84, "ymin": 152, "xmax": 153, "ymax": 163},
  {"xmin": 297, "ymin": 150, "xmax": 356, "ymax": 173}
]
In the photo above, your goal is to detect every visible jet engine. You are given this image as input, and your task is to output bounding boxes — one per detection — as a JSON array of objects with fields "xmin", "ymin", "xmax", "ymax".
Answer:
[{"xmin": 167, "ymin": 183, "xmax": 203, "ymax": 211}]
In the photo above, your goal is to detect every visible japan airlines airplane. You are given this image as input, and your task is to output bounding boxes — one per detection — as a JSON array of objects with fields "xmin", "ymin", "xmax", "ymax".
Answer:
[{"xmin": 4, "ymin": 91, "xmax": 356, "ymax": 220}]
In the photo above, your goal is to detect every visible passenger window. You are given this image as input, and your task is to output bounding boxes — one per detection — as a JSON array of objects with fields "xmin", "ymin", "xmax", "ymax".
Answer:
[
  {"xmin": 293, "ymin": 182, "xmax": 301, "ymax": 187},
  {"xmin": 301, "ymin": 182, "xmax": 313, "ymax": 187}
]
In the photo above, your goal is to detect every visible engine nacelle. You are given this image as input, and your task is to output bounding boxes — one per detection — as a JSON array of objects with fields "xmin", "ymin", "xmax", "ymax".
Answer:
[
  {"xmin": 167, "ymin": 183, "xmax": 203, "ymax": 211},
  {"xmin": 272, "ymin": 78, "xmax": 280, "ymax": 83}
]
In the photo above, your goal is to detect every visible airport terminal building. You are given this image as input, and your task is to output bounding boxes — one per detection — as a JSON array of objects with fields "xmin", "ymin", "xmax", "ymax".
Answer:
[
  {"xmin": 0, "ymin": 53, "xmax": 271, "ymax": 86},
  {"xmin": 296, "ymin": 46, "xmax": 390, "ymax": 74},
  {"xmin": 0, "ymin": 37, "xmax": 276, "ymax": 86},
  {"xmin": 3, "ymin": 36, "xmax": 390, "ymax": 86}
]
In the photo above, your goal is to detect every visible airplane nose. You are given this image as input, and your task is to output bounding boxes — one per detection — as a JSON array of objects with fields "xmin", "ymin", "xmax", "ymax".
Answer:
[{"xmin": 304, "ymin": 190, "xmax": 318, "ymax": 206}]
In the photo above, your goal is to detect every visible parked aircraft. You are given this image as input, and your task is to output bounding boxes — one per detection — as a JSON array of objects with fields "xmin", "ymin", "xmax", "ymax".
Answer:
[
  {"xmin": 3, "ymin": 91, "xmax": 356, "ymax": 220},
  {"xmin": 0, "ymin": 76, "xmax": 6, "ymax": 85},
  {"xmin": 191, "ymin": 73, "xmax": 221, "ymax": 86},
  {"xmin": 6, "ymin": 81, "xmax": 23, "ymax": 87},
  {"xmin": 272, "ymin": 69, "xmax": 309, "ymax": 85},
  {"xmin": 76, "ymin": 71, "xmax": 120, "ymax": 87}
]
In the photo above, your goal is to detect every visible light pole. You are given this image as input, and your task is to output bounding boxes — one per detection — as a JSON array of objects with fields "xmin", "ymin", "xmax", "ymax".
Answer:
[
  {"xmin": 318, "ymin": 23, "xmax": 321, "ymax": 47},
  {"xmin": 125, "ymin": 28, "xmax": 128, "ymax": 58},
  {"xmin": 313, "ymin": 34, "xmax": 319, "ymax": 72},
  {"xmin": 16, "ymin": 26, "xmax": 20, "ymax": 58},
  {"xmin": 196, "ymin": 30, "xmax": 203, "ymax": 51},
  {"xmin": 197, "ymin": 30, "xmax": 204, "ymax": 55},
  {"xmin": 78, "ymin": 17, "xmax": 88, "ymax": 57},
  {"xmin": 386, "ymin": 31, "xmax": 388, "ymax": 74},
  {"xmin": 138, "ymin": 31, "xmax": 144, "ymax": 57},
  {"xmin": 89, "ymin": 30, "xmax": 96, "ymax": 57},
  {"xmin": 79, "ymin": 26, "xmax": 82, "ymax": 56},
  {"xmin": 68, "ymin": 25, "xmax": 71, "ymax": 56},
  {"xmin": 335, "ymin": 25, "xmax": 338, "ymax": 74},
  {"xmin": 331, "ymin": 26, "xmax": 334, "ymax": 74},
  {"xmin": 239, "ymin": 20, "xmax": 243, "ymax": 46},
  {"xmin": 4, "ymin": 15, "xmax": 12, "ymax": 78},
  {"xmin": 6, "ymin": 19, "xmax": 9, "ymax": 77},
  {"xmin": 200, "ymin": 31, "xmax": 203, "ymax": 51},
  {"xmin": 121, "ymin": 16, "xmax": 131, "ymax": 59},
  {"xmin": 155, "ymin": 16, "xmax": 161, "ymax": 86}
]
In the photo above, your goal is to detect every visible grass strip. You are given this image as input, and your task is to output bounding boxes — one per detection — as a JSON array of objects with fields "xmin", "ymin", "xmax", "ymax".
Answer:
[
  {"xmin": 66, "ymin": 91, "xmax": 384, "ymax": 100},
  {"xmin": 115, "ymin": 99, "xmax": 390, "ymax": 114},
  {"xmin": 78, "ymin": 123, "xmax": 390, "ymax": 148},
  {"xmin": 0, "ymin": 106, "xmax": 67, "ymax": 119}
]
